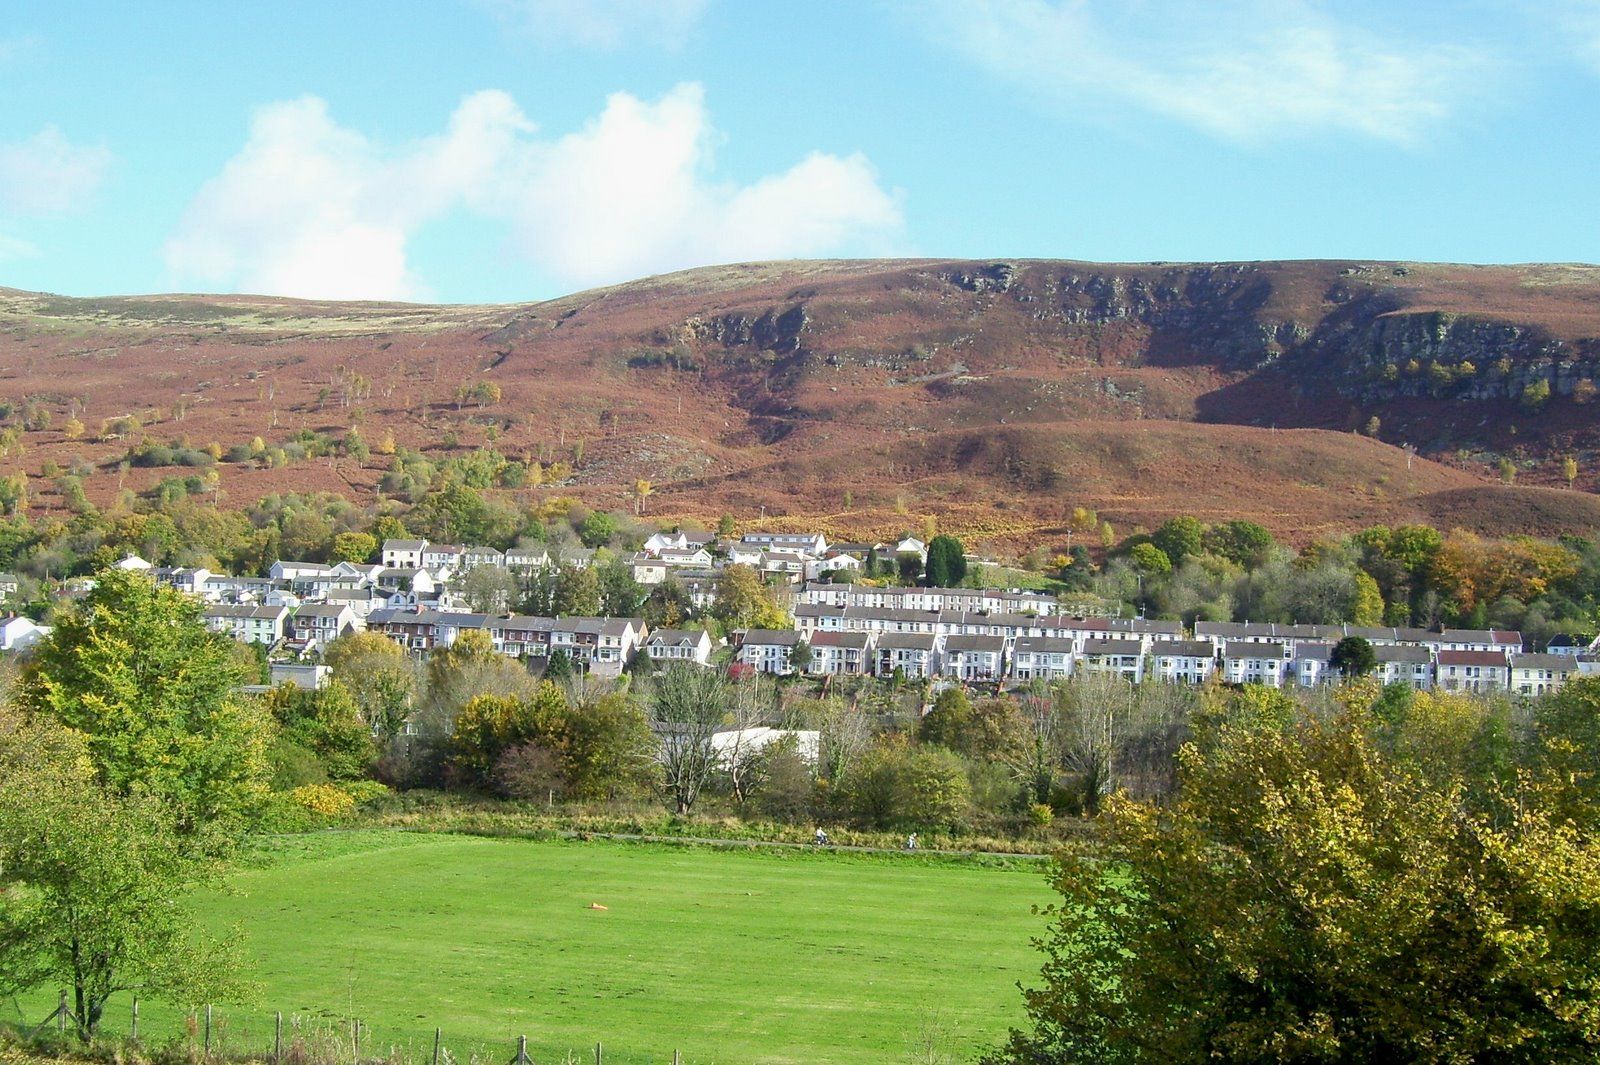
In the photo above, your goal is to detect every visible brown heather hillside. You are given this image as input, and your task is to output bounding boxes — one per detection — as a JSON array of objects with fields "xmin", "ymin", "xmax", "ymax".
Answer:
[{"xmin": 3, "ymin": 258, "xmax": 1600, "ymax": 551}]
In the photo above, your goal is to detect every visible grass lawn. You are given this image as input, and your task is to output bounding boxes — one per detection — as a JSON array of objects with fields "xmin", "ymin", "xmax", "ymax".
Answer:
[{"xmin": 17, "ymin": 831, "xmax": 1050, "ymax": 1065}]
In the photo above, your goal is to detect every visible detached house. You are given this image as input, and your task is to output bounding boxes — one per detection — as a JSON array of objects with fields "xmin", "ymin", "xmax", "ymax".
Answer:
[
  {"xmin": 738, "ymin": 629, "xmax": 802, "ymax": 675},
  {"xmin": 381, "ymin": 539, "xmax": 428, "ymax": 569},
  {"xmin": 646, "ymin": 628, "xmax": 716, "ymax": 667}
]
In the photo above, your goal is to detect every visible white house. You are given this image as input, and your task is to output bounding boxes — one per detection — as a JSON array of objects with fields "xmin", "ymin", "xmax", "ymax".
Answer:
[
  {"xmin": 1080, "ymin": 638, "xmax": 1146, "ymax": 683},
  {"xmin": 894, "ymin": 537, "xmax": 927, "ymax": 562},
  {"xmin": 645, "ymin": 628, "xmax": 716, "ymax": 666},
  {"xmin": 873, "ymin": 633, "xmax": 941, "ymax": 678},
  {"xmin": 630, "ymin": 555, "xmax": 669, "ymax": 586},
  {"xmin": 203, "ymin": 604, "xmax": 289, "ymax": 646},
  {"xmin": 1290, "ymin": 643, "xmax": 1334, "ymax": 688},
  {"xmin": 1148, "ymin": 640, "xmax": 1217, "ymax": 685},
  {"xmin": 1510, "ymin": 653, "xmax": 1576, "ymax": 696},
  {"xmin": 1436, "ymin": 650, "xmax": 1510, "ymax": 693},
  {"xmin": 115, "ymin": 554, "xmax": 153, "ymax": 571},
  {"xmin": 381, "ymin": 539, "xmax": 428, "ymax": 569},
  {"xmin": 806, "ymin": 552, "xmax": 864, "ymax": 581},
  {"xmin": 807, "ymin": 631, "xmax": 874, "ymax": 676},
  {"xmin": 940, "ymin": 634, "xmax": 1007, "ymax": 682},
  {"xmin": 1011, "ymin": 636, "xmax": 1076, "ymax": 682},
  {"xmin": 737, "ymin": 629, "xmax": 801, "ymax": 675},
  {"xmin": 1375, "ymin": 645, "xmax": 1433, "ymax": 689},
  {"xmin": 1223, "ymin": 641, "xmax": 1288, "ymax": 687},
  {"xmin": 0, "ymin": 616, "xmax": 51, "ymax": 652}
]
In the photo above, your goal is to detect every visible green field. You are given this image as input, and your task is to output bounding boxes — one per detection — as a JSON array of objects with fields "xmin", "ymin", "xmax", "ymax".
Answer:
[{"xmin": 16, "ymin": 832, "xmax": 1050, "ymax": 1064}]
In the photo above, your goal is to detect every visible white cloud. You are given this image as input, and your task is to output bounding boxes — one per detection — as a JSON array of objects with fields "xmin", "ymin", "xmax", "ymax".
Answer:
[
  {"xmin": 1554, "ymin": 0, "xmax": 1600, "ymax": 73},
  {"xmin": 927, "ymin": 0, "xmax": 1488, "ymax": 144},
  {"xmin": 0, "ymin": 126, "xmax": 112, "ymax": 215},
  {"xmin": 475, "ymin": 0, "xmax": 708, "ymax": 49},
  {"xmin": 165, "ymin": 84, "xmax": 903, "ymax": 301}
]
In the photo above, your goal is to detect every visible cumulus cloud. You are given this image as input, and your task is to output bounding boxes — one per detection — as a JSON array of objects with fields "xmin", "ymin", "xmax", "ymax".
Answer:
[
  {"xmin": 165, "ymin": 84, "xmax": 902, "ymax": 300},
  {"xmin": 0, "ymin": 126, "xmax": 112, "ymax": 215},
  {"xmin": 475, "ymin": 0, "xmax": 708, "ymax": 49},
  {"xmin": 926, "ymin": 0, "xmax": 1488, "ymax": 144}
]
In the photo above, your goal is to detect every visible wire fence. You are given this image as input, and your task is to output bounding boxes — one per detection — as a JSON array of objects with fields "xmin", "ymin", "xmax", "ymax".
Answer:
[{"xmin": 7, "ymin": 996, "xmax": 715, "ymax": 1065}]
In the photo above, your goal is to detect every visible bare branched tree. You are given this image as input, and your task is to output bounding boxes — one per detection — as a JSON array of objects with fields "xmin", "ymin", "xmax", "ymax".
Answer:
[{"xmin": 648, "ymin": 664, "xmax": 730, "ymax": 814}]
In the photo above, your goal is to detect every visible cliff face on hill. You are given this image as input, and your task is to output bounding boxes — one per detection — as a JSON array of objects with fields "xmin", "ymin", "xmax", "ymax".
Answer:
[{"xmin": 2, "ymin": 257, "xmax": 1599, "ymax": 548}]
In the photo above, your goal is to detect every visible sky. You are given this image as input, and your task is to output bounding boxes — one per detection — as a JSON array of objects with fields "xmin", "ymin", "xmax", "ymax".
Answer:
[{"xmin": 0, "ymin": 0, "xmax": 1597, "ymax": 304}]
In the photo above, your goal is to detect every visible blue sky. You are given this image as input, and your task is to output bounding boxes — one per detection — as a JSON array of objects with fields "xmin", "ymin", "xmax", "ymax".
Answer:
[{"xmin": 1, "ymin": 0, "xmax": 1597, "ymax": 303}]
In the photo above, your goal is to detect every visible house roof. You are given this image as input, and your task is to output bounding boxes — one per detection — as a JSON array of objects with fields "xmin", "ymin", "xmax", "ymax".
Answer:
[
  {"xmin": 742, "ymin": 628, "xmax": 801, "ymax": 647},
  {"xmin": 1376, "ymin": 645, "xmax": 1432, "ymax": 664},
  {"xmin": 876, "ymin": 633, "xmax": 938, "ymax": 651},
  {"xmin": 1014, "ymin": 637, "xmax": 1077, "ymax": 655},
  {"xmin": 810, "ymin": 631, "xmax": 872, "ymax": 649},
  {"xmin": 943, "ymin": 634, "xmax": 1006, "ymax": 653},
  {"xmin": 383, "ymin": 539, "xmax": 428, "ymax": 551},
  {"xmin": 647, "ymin": 628, "xmax": 709, "ymax": 648},
  {"xmin": 1512, "ymin": 653, "xmax": 1576, "ymax": 671},
  {"xmin": 1082, "ymin": 638, "xmax": 1145, "ymax": 656},
  {"xmin": 1224, "ymin": 640, "xmax": 1288, "ymax": 659},
  {"xmin": 1438, "ymin": 650, "xmax": 1509, "ymax": 667},
  {"xmin": 1152, "ymin": 640, "xmax": 1217, "ymax": 659}
]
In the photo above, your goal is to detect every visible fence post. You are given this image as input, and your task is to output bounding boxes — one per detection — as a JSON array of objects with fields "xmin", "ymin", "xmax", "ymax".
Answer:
[
  {"xmin": 131, "ymin": 997, "xmax": 139, "ymax": 1042},
  {"xmin": 274, "ymin": 1011, "xmax": 283, "ymax": 1064},
  {"xmin": 204, "ymin": 1004, "xmax": 212, "ymax": 1057},
  {"xmin": 594, "ymin": 1042, "xmax": 601, "ymax": 1065},
  {"xmin": 352, "ymin": 1018, "xmax": 361, "ymax": 1060},
  {"xmin": 432, "ymin": 1027, "xmax": 441, "ymax": 1065},
  {"xmin": 57, "ymin": 992, "xmax": 66, "ymax": 1038},
  {"xmin": 673, "ymin": 1052, "xmax": 681, "ymax": 1065},
  {"xmin": 515, "ymin": 1033, "xmax": 529, "ymax": 1065}
]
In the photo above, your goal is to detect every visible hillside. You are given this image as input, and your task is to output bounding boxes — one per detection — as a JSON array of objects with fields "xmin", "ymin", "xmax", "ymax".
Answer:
[{"xmin": 3, "ymin": 257, "xmax": 1600, "ymax": 549}]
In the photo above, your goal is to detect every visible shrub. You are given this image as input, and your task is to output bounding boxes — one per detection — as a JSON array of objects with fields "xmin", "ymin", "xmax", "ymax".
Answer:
[{"xmin": 288, "ymin": 783, "xmax": 356, "ymax": 818}]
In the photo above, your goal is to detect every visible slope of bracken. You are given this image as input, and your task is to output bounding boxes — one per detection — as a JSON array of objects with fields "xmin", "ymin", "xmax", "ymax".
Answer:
[{"xmin": 2, "ymin": 257, "xmax": 1599, "ymax": 550}]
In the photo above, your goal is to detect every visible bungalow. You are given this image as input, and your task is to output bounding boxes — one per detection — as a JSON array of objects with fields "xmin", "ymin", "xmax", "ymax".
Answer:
[
  {"xmin": 1080, "ymin": 638, "xmax": 1146, "ymax": 683},
  {"xmin": 659, "ymin": 546, "xmax": 715, "ymax": 569},
  {"xmin": 1510, "ymin": 653, "xmax": 1577, "ymax": 696},
  {"xmin": 894, "ymin": 536, "xmax": 927, "ymax": 562},
  {"xmin": 1223, "ymin": 641, "xmax": 1289, "ymax": 687},
  {"xmin": 1011, "ymin": 636, "xmax": 1077, "ymax": 682},
  {"xmin": 0, "ymin": 615, "xmax": 51, "ymax": 652},
  {"xmin": 1148, "ymin": 640, "xmax": 1218, "ymax": 685},
  {"xmin": 738, "ymin": 629, "xmax": 802, "ymax": 675},
  {"xmin": 873, "ymin": 632, "xmax": 941, "ymax": 678},
  {"xmin": 381, "ymin": 539, "xmax": 428, "ymax": 569},
  {"xmin": 646, "ymin": 628, "xmax": 716, "ymax": 667},
  {"xmin": 727, "ymin": 542, "xmax": 766, "ymax": 567},
  {"xmin": 289, "ymin": 603, "xmax": 358, "ymax": 653},
  {"xmin": 806, "ymin": 551, "xmax": 864, "ymax": 581},
  {"xmin": 807, "ymin": 631, "xmax": 874, "ymax": 676},
  {"xmin": 1437, "ymin": 650, "xmax": 1510, "ymax": 693},
  {"xmin": 1375, "ymin": 645, "xmax": 1434, "ymax": 689},
  {"xmin": 203, "ymin": 603, "xmax": 289, "ymax": 646}
]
